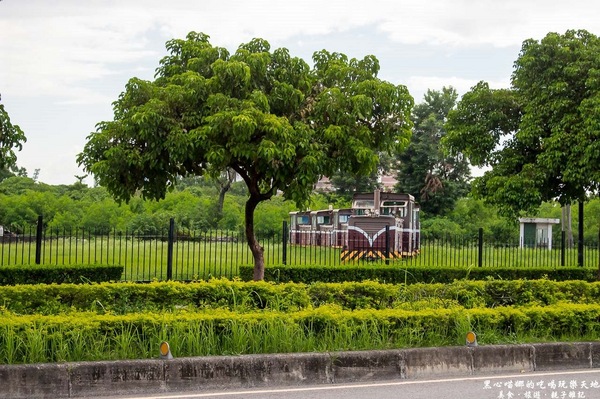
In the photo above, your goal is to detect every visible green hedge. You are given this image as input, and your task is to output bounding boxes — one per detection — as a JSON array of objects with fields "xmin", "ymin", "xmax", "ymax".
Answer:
[
  {"xmin": 0, "ymin": 279, "xmax": 309, "ymax": 315},
  {"xmin": 3, "ymin": 278, "xmax": 600, "ymax": 315},
  {"xmin": 239, "ymin": 264, "xmax": 598, "ymax": 283},
  {"xmin": 0, "ymin": 264, "xmax": 123, "ymax": 285},
  {"xmin": 1, "ymin": 303, "xmax": 600, "ymax": 364}
]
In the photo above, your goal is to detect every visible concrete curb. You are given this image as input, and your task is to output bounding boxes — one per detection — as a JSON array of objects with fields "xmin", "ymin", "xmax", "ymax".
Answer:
[{"xmin": 1, "ymin": 342, "xmax": 599, "ymax": 398}]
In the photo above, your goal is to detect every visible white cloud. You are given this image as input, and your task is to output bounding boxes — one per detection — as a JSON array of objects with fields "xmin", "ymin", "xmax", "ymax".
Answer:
[
  {"xmin": 407, "ymin": 75, "xmax": 512, "ymax": 102},
  {"xmin": 2, "ymin": 0, "xmax": 600, "ymax": 185},
  {"xmin": 4, "ymin": 0, "xmax": 600, "ymax": 104}
]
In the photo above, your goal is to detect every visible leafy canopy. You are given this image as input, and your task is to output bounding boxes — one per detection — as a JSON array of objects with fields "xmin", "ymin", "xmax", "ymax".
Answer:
[
  {"xmin": 78, "ymin": 32, "xmax": 413, "ymax": 208},
  {"xmin": 396, "ymin": 87, "xmax": 471, "ymax": 216},
  {"xmin": 444, "ymin": 30, "xmax": 600, "ymax": 216},
  {"xmin": 78, "ymin": 32, "xmax": 413, "ymax": 279},
  {"xmin": 0, "ymin": 97, "xmax": 26, "ymax": 170}
]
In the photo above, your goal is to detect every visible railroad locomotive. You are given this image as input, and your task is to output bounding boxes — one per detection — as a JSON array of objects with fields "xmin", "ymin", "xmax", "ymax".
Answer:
[{"xmin": 289, "ymin": 190, "xmax": 420, "ymax": 261}]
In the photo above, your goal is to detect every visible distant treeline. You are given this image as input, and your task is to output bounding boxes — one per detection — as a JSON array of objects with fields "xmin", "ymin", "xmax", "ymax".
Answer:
[{"xmin": 0, "ymin": 175, "xmax": 598, "ymax": 243}]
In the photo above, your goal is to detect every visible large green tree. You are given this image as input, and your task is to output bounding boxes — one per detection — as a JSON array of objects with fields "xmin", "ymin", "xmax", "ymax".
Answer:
[
  {"xmin": 0, "ymin": 95, "xmax": 26, "ymax": 170},
  {"xmin": 396, "ymin": 87, "xmax": 471, "ymax": 215},
  {"xmin": 78, "ymin": 32, "xmax": 413, "ymax": 280},
  {"xmin": 444, "ymin": 30, "xmax": 600, "ymax": 214},
  {"xmin": 444, "ymin": 30, "xmax": 600, "ymax": 265}
]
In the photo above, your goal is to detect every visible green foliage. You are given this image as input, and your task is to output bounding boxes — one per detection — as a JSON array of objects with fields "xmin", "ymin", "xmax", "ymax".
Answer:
[
  {"xmin": 8, "ymin": 278, "xmax": 600, "ymax": 316},
  {"xmin": 2, "ymin": 302, "xmax": 600, "ymax": 364},
  {"xmin": 0, "ymin": 264, "xmax": 123, "ymax": 285},
  {"xmin": 77, "ymin": 32, "xmax": 414, "ymax": 279},
  {"xmin": 396, "ymin": 87, "xmax": 471, "ymax": 216},
  {"xmin": 0, "ymin": 279, "xmax": 312, "ymax": 315},
  {"xmin": 441, "ymin": 197, "xmax": 518, "ymax": 242},
  {"xmin": 420, "ymin": 217, "xmax": 466, "ymax": 240},
  {"xmin": 327, "ymin": 153, "xmax": 392, "ymax": 200},
  {"xmin": 0, "ymin": 99, "xmax": 26, "ymax": 170},
  {"xmin": 240, "ymin": 264, "xmax": 597, "ymax": 284},
  {"xmin": 254, "ymin": 196, "xmax": 296, "ymax": 238},
  {"xmin": 445, "ymin": 30, "xmax": 600, "ymax": 216},
  {"xmin": 2, "ymin": 278, "xmax": 600, "ymax": 363},
  {"xmin": 0, "ymin": 165, "xmax": 27, "ymax": 184},
  {"xmin": 217, "ymin": 197, "xmax": 243, "ymax": 232}
]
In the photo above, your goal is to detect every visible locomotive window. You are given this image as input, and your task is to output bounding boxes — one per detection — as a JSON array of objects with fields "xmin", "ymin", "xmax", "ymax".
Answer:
[
  {"xmin": 353, "ymin": 200, "xmax": 374, "ymax": 209},
  {"xmin": 297, "ymin": 215, "xmax": 310, "ymax": 224},
  {"xmin": 339, "ymin": 215, "xmax": 350, "ymax": 223},
  {"xmin": 381, "ymin": 200, "xmax": 407, "ymax": 217},
  {"xmin": 382, "ymin": 201, "xmax": 406, "ymax": 207},
  {"xmin": 317, "ymin": 216, "xmax": 330, "ymax": 224}
]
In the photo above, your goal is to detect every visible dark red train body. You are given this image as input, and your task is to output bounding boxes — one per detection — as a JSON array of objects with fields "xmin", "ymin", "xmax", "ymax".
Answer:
[{"xmin": 289, "ymin": 191, "xmax": 420, "ymax": 260}]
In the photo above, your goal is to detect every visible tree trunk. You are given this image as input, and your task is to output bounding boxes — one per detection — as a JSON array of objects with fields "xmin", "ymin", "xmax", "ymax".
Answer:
[
  {"xmin": 215, "ymin": 169, "xmax": 235, "ymax": 221},
  {"xmin": 244, "ymin": 194, "xmax": 265, "ymax": 281},
  {"xmin": 562, "ymin": 204, "xmax": 574, "ymax": 248},
  {"xmin": 216, "ymin": 187, "xmax": 227, "ymax": 220}
]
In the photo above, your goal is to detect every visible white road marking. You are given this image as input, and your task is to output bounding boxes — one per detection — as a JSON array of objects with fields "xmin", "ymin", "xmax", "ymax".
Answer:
[{"xmin": 127, "ymin": 369, "xmax": 600, "ymax": 399}]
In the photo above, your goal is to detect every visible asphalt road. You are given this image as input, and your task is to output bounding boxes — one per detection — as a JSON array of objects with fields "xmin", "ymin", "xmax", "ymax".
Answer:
[{"xmin": 96, "ymin": 369, "xmax": 600, "ymax": 399}]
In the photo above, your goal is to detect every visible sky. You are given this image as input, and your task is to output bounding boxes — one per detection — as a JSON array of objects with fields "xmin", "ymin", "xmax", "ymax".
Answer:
[{"xmin": 1, "ymin": 0, "xmax": 600, "ymax": 186}]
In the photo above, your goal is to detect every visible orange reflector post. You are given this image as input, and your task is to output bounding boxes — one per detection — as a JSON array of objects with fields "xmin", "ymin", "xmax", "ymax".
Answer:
[
  {"xmin": 159, "ymin": 341, "xmax": 174, "ymax": 359},
  {"xmin": 465, "ymin": 331, "xmax": 478, "ymax": 347}
]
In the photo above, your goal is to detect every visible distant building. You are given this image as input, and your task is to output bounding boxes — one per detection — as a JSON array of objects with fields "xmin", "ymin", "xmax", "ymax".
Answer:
[
  {"xmin": 315, "ymin": 176, "xmax": 333, "ymax": 192},
  {"xmin": 379, "ymin": 173, "xmax": 397, "ymax": 191},
  {"xmin": 315, "ymin": 172, "xmax": 398, "ymax": 193},
  {"xmin": 518, "ymin": 218, "xmax": 560, "ymax": 249}
]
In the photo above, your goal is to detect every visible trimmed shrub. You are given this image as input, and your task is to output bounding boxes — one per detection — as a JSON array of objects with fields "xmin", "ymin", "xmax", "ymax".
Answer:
[
  {"xmin": 2, "ymin": 278, "xmax": 600, "ymax": 315},
  {"xmin": 1, "ymin": 303, "xmax": 600, "ymax": 364},
  {"xmin": 0, "ymin": 264, "xmax": 123, "ymax": 285},
  {"xmin": 239, "ymin": 264, "xmax": 597, "ymax": 284}
]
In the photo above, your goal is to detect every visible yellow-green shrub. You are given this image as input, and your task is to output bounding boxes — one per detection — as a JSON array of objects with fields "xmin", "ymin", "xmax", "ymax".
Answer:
[{"xmin": 2, "ymin": 303, "xmax": 600, "ymax": 364}]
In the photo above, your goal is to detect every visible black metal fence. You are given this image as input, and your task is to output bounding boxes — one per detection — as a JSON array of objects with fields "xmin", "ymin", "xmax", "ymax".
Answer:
[{"xmin": 1, "ymin": 218, "xmax": 599, "ymax": 281}]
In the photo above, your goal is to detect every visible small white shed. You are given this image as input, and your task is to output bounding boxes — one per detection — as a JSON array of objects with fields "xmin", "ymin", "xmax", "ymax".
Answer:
[{"xmin": 518, "ymin": 218, "xmax": 560, "ymax": 249}]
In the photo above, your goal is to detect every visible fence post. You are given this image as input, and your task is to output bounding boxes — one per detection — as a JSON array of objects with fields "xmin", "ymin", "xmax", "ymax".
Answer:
[
  {"xmin": 478, "ymin": 227, "xmax": 483, "ymax": 267},
  {"xmin": 282, "ymin": 220, "xmax": 288, "ymax": 265},
  {"xmin": 561, "ymin": 230, "xmax": 566, "ymax": 267},
  {"xmin": 167, "ymin": 218, "xmax": 175, "ymax": 281},
  {"xmin": 597, "ymin": 227, "xmax": 600, "ymax": 278},
  {"xmin": 578, "ymin": 201, "xmax": 584, "ymax": 267},
  {"xmin": 35, "ymin": 215, "xmax": 43, "ymax": 265},
  {"xmin": 385, "ymin": 225, "xmax": 390, "ymax": 265}
]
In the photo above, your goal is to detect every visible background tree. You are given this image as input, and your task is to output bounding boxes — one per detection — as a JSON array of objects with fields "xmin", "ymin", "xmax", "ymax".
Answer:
[
  {"xmin": 78, "ymin": 32, "xmax": 413, "ymax": 280},
  {"xmin": 0, "ymin": 164, "xmax": 27, "ymax": 183},
  {"xmin": 444, "ymin": 30, "xmax": 600, "ymax": 265},
  {"xmin": 329, "ymin": 170, "xmax": 380, "ymax": 199},
  {"xmin": 328, "ymin": 152, "xmax": 394, "ymax": 200},
  {"xmin": 0, "ymin": 94, "xmax": 26, "ymax": 170},
  {"xmin": 396, "ymin": 87, "xmax": 471, "ymax": 216},
  {"xmin": 211, "ymin": 168, "xmax": 237, "ymax": 225}
]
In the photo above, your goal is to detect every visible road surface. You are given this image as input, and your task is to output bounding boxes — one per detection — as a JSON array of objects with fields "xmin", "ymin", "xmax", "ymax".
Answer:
[{"xmin": 94, "ymin": 369, "xmax": 600, "ymax": 399}]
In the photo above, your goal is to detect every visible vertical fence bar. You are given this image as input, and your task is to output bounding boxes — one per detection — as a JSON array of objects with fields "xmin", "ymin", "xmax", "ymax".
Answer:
[
  {"xmin": 35, "ymin": 215, "xmax": 43, "ymax": 264},
  {"xmin": 385, "ymin": 225, "xmax": 390, "ymax": 265},
  {"xmin": 282, "ymin": 221, "xmax": 288, "ymax": 265},
  {"xmin": 1, "ymin": 232, "xmax": 4, "ymax": 266},
  {"xmin": 578, "ymin": 201, "xmax": 584, "ymax": 267},
  {"xmin": 167, "ymin": 218, "xmax": 175, "ymax": 281},
  {"xmin": 478, "ymin": 228, "xmax": 483, "ymax": 267},
  {"xmin": 561, "ymin": 231, "xmax": 566, "ymax": 267},
  {"xmin": 19, "ymin": 229, "xmax": 24, "ymax": 265},
  {"xmin": 597, "ymin": 227, "xmax": 600, "ymax": 273}
]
